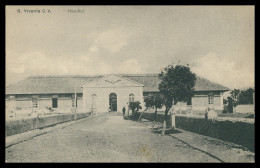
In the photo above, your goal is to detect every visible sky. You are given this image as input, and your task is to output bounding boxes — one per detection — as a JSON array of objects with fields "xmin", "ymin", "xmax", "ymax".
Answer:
[{"xmin": 6, "ymin": 6, "xmax": 254, "ymax": 91}]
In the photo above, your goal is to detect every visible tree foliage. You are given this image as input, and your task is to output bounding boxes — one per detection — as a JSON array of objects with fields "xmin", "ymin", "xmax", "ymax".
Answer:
[
  {"xmin": 144, "ymin": 96, "xmax": 154, "ymax": 109},
  {"xmin": 239, "ymin": 88, "xmax": 254, "ymax": 104},
  {"xmin": 154, "ymin": 94, "xmax": 165, "ymax": 110},
  {"xmin": 230, "ymin": 88, "xmax": 254, "ymax": 106},
  {"xmin": 158, "ymin": 64, "xmax": 197, "ymax": 111},
  {"xmin": 223, "ymin": 98, "xmax": 228, "ymax": 105},
  {"xmin": 144, "ymin": 94, "xmax": 164, "ymax": 110},
  {"xmin": 227, "ymin": 96, "xmax": 233, "ymax": 113},
  {"xmin": 144, "ymin": 93, "xmax": 165, "ymax": 121},
  {"xmin": 230, "ymin": 89, "xmax": 240, "ymax": 107},
  {"xmin": 158, "ymin": 64, "xmax": 196, "ymax": 135},
  {"xmin": 129, "ymin": 101, "xmax": 142, "ymax": 114}
]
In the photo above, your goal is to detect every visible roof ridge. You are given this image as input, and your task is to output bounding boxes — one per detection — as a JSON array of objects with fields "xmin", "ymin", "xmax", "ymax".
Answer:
[
  {"xmin": 82, "ymin": 74, "xmax": 144, "ymax": 87},
  {"xmin": 6, "ymin": 73, "xmax": 230, "ymax": 95},
  {"xmin": 28, "ymin": 75, "xmax": 103, "ymax": 78},
  {"xmin": 121, "ymin": 73, "xmax": 159, "ymax": 76},
  {"xmin": 28, "ymin": 74, "xmax": 159, "ymax": 78},
  {"xmin": 195, "ymin": 75, "xmax": 230, "ymax": 90}
]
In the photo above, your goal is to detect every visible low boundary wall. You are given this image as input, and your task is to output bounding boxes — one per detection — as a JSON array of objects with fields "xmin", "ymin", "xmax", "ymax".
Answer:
[
  {"xmin": 6, "ymin": 113, "xmax": 89, "ymax": 137},
  {"xmin": 137, "ymin": 112, "xmax": 254, "ymax": 152},
  {"xmin": 136, "ymin": 112, "xmax": 172, "ymax": 127},
  {"xmin": 175, "ymin": 115, "xmax": 255, "ymax": 152}
]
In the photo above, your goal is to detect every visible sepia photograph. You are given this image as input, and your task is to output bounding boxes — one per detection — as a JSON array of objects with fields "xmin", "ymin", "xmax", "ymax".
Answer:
[{"xmin": 5, "ymin": 5, "xmax": 254, "ymax": 163}]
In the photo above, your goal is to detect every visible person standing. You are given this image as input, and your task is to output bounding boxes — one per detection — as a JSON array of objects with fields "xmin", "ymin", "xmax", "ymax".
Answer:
[{"xmin": 122, "ymin": 106, "xmax": 126, "ymax": 116}]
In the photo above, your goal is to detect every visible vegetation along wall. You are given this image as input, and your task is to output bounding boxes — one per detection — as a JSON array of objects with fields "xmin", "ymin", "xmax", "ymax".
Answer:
[
  {"xmin": 175, "ymin": 116, "xmax": 255, "ymax": 152},
  {"xmin": 136, "ymin": 112, "xmax": 254, "ymax": 152}
]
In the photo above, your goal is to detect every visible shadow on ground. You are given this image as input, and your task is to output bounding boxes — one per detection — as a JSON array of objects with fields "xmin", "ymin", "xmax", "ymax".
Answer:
[
  {"xmin": 124, "ymin": 115, "xmax": 183, "ymax": 135},
  {"xmin": 151, "ymin": 127, "xmax": 182, "ymax": 135}
]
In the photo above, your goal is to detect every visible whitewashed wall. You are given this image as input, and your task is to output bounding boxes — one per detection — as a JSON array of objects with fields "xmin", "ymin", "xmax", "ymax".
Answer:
[
  {"xmin": 38, "ymin": 98, "xmax": 52, "ymax": 109},
  {"xmin": 5, "ymin": 95, "xmax": 84, "ymax": 114},
  {"xmin": 169, "ymin": 92, "xmax": 224, "ymax": 115},
  {"xmin": 236, "ymin": 104, "xmax": 254, "ymax": 114},
  {"xmin": 83, "ymin": 86, "xmax": 144, "ymax": 113},
  {"xmin": 192, "ymin": 93, "xmax": 223, "ymax": 111},
  {"xmin": 15, "ymin": 100, "xmax": 32, "ymax": 110},
  {"xmin": 76, "ymin": 99, "xmax": 84, "ymax": 112}
]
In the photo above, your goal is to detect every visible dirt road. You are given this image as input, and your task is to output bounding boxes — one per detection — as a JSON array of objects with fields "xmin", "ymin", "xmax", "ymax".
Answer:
[{"xmin": 5, "ymin": 113, "xmax": 254, "ymax": 162}]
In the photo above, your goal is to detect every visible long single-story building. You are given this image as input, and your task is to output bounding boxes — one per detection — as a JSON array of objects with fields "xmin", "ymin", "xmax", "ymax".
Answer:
[{"xmin": 5, "ymin": 74, "xmax": 229, "ymax": 115}]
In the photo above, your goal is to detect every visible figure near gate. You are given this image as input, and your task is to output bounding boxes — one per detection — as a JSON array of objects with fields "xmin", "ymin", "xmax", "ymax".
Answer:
[{"xmin": 122, "ymin": 106, "xmax": 126, "ymax": 116}]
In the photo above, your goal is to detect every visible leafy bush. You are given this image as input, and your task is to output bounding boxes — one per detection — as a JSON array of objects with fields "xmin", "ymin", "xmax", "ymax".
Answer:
[
  {"xmin": 175, "ymin": 115, "xmax": 255, "ymax": 152},
  {"xmin": 223, "ymin": 105, "xmax": 228, "ymax": 113},
  {"xmin": 129, "ymin": 101, "xmax": 142, "ymax": 114}
]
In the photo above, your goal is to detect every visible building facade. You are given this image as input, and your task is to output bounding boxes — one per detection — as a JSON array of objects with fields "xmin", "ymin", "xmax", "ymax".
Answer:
[
  {"xmin": 82, "ymin": 75, "xmax": 145, "ymax": 113},
  {"xmin": 5, "ymin": 74, "xmax": 229, "ymax": 117}
]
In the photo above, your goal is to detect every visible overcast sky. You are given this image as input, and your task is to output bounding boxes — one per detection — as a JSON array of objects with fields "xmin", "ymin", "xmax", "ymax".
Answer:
[{"xmin": 6, "ymin": 6, "xmax": 254, "ymax": 90}]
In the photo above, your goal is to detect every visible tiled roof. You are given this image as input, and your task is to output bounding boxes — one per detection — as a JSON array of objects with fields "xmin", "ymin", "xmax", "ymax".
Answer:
[
  {"xmin": 5, "ymin": 74, "xmax": 229, "ymax": 95},
  {"xmin": 193, "ymin": 76, "xmax": 230, "ymax": 92}
]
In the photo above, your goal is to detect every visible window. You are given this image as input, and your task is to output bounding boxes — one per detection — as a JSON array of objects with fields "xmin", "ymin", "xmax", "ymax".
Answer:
[
  {"xmin": 32, "ymin": 98, "xmax": 38, "ymax": 108},
  {"xmin": 187, "ymin": 97, "xmax": 192, "ymax": 105},
  {"xmin": 129, "ymin": 94, "xmax": 135, "ymax": 102},
  {"xmin": 52, "ymin": 98, "xmax": 58, "ymax": 108},
  {"xmin": 208, "ymin": 95, "xmax": 214, "ymax": 105},
  {"xmin": 9, "ymin": 96, "xmax": 15, "ymax": 101}
]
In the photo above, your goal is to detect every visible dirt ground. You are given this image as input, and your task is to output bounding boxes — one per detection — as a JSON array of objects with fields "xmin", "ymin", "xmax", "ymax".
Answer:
[{"xmin": 5, "ymin": 113, "xmax": 254, "ymax": 163}]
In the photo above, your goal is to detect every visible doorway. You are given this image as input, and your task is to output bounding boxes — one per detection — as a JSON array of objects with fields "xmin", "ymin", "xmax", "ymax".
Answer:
[
  {"xmin": 109, "ymin": 93, "xmax": 117, "ymax": 111},
  {"xmin": 52, "ymin": 98, "xmax": 58, "ymax": 108}
]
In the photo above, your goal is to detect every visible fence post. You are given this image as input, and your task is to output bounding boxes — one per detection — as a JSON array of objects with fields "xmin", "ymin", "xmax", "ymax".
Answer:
[{"xmin": 171, "ymin": 112, "xmax": 176, "ymax": 129}]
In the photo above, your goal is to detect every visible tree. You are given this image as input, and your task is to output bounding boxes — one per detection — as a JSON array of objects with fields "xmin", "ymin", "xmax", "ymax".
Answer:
[
  {"xmin": 223, "ymin": 98, "xmax": 228, "ymax": 105},
  {"xmin": 230, "ymin": 89, "xmax": 240, "ymax": 111},
  {"xmin": 227, "ymin": 96, "xmax": 233, "ymax": 113},
  {"xmin": 144, "ymin": 96, "xmax": 154, "ymax": 110},
  {"xmin": 158, "ymin": 64, "xmax": 196, "ymax": 135},
  {"xmin": 238, "ymin": 88, "xmax": 254, "ymax": 104},
  {"xmin": 129, "ymin": 101, "xmax": 142, "ymax": 114},
  {"xmin": 153, "ymin": 94, "xmax": 164, "ymax": 122},
  {"xmin": 229, "ymin": 88, "xmax": 254, "ymax": 113},
  {"xmin": 138, "ymin": 96, "xmax": 153, "ymax": 122},
  {"xmin": 141, "ymin": 93, "xmax": 164, "ymax": 123}
]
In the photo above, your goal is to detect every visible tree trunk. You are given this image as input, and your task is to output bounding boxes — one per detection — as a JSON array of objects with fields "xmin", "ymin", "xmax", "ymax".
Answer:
[
  {"xmin": 138, "ymin": 108, "xmax": 148, "ymax": 122},
  {"xmin": 138, "ymin": 110, "xmax": 143, "ymax": 122},
  {"xmin": 153, "ymin": 108, "xmax": 158, "ymax": 128},
  {"xmin": 138, "ymin": 108, "xmax": 147, "ymax": 122},
  {"xmin": 161, "ymin": 107, "xmax": 170, "ymax": 136},
  {"xmin": 138, "ymin": 112, "xmax": 143, "ymax": 122},
  {"xmin": 154, "ymin": 108, "xmax": 158, "ymax": 122},
  {"xmin": 170, "ymin": 109, "xmax": 175, "ymax": 129}
]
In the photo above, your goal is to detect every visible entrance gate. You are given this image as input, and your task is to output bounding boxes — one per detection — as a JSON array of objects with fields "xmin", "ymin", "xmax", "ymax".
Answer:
[{"xmin": 109, "ymin": 93, "xmax": 117, "ymax": 111}]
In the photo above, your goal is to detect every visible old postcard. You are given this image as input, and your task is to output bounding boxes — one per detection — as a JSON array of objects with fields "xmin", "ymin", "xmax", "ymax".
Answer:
[{"xmin": 5, "ymin": 5, "xmax": 254, "ymax": 163}]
